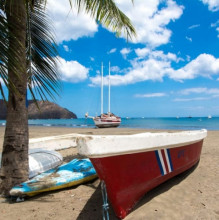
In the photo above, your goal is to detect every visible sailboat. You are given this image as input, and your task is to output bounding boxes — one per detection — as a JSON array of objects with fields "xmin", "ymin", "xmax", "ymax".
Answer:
[{"xmin": 85, "ymin": 62, "xmax": 121, "ymax": 128}]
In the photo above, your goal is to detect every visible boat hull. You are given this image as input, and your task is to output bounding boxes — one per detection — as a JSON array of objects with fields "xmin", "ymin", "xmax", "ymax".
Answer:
[
  {"xmin": 77, "ymin": 130, "xmax": 207, "ymax": 218},
  {"xmin": 90, "ymin": 140, "xmax": 203, "ymax": 219},
  {"xmin": 94, "ymin": 121, "xmax": 121, "ymax": 128},
  {"xmin": 94, "ymin": 118, "xmax": 121, "ymax": 128}
]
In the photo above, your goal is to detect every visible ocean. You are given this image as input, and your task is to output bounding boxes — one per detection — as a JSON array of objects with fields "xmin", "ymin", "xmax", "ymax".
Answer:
[{"xmin": 0, "ymin": 117, "xmax": 219, "ymax": 130}]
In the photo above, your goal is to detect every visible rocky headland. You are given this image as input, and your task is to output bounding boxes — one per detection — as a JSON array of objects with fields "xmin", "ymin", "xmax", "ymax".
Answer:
[{"xmin": 0, "ymin": 99, "xmax": 77, "ymax": 119}]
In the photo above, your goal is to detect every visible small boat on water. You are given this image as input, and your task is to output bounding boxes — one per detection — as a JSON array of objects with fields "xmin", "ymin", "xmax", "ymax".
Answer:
[
  {"xmin": 85, "ymin": 62, "xmax": 121, "ymax": 128},
  {"xmin": 92, "ymin": 112, "xmax": 121, "ymax": 128},
  {"xmin": 77, "ymin": 129, "xmax": 207, "ymax": 219},
  {"xmin": 0, "ymin": 148, "xmax": 63, "ymax": 179}
]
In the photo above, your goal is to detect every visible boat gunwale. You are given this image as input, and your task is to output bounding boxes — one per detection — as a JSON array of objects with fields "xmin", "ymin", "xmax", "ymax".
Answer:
[{"xmin": 76, "ymin": 129, "xmax": 207, "ymax": 158}]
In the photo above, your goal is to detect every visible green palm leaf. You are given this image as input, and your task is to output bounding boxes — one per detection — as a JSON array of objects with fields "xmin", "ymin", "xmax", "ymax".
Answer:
[
  {"xmin": 0, "ymin": 8, "xmax": 25, "ymax": 100},
  {"xmin": 75, "ymin": 0, "xmax": 136, "ymax": 40},
  {"xmin": 0, "ymin": 0, "xmax": 136, "ymax": 102},
  {"xmin": 26, "ymin": 0, "xmax": 60, "ymax": 102}
]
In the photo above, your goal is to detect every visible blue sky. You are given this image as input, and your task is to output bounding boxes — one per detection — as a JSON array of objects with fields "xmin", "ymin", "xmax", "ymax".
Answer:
[{"xmin": 2, "ymin": 0, "xmax": 219, "ymax": 118}]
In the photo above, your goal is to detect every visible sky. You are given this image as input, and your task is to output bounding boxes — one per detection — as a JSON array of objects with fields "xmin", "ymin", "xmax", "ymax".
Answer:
[{"xmin": 2, "ymin": 0, "xmax": 219, "ymax": 118}]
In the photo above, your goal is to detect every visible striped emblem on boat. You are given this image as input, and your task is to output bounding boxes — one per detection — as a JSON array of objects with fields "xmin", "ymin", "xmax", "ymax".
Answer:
[{"xmin": 155, "ymin": 149, "xmax": 173, "ymax": 176}]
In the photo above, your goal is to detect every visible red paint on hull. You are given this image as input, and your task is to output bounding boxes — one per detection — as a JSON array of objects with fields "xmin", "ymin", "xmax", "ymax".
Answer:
[{"xmin": 90, "ymin": 140, "xmax": 203, "ymax": 219}]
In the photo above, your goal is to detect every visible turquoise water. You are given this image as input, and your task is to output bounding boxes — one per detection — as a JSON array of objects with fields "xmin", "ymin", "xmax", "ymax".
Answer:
[{"xmin": 0, "ymin": 117, "xmax": 219, "ymax": 130}]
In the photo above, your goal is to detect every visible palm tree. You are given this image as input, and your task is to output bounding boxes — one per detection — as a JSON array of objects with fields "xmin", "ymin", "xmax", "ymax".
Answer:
[{"xmin": 0, "ymin": 0, "xmax": 136, "ymax": 196}]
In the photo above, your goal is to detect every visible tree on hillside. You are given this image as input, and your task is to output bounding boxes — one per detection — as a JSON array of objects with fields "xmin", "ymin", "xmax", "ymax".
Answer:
[{"xmin": 0, "ymin": 0, "xmax": 136, "ymax": 196}]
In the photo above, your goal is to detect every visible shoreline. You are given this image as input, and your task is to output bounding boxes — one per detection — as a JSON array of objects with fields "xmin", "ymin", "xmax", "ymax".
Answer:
[
  {"xmin": 0, "ymin": 127, "xmax": 218, "ymax": 219},
  {"xmin": 1, "ymin": 116, "xmax": 219, "ymax": 131}
]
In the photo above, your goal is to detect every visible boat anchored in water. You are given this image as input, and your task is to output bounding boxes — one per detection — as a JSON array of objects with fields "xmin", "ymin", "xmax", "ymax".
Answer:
[{"xmin": 85, "ymin": 62, "xmax": 121, "ymax": 128}]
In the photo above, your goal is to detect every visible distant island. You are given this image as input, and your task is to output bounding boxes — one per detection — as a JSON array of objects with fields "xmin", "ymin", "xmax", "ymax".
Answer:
[{"xmin": 0, "ymin": 99, "xmax": 77, "ymax": 119}]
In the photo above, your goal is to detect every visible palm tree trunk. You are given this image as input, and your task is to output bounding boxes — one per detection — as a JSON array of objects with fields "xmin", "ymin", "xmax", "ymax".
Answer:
[{"xmin": 0, "ymin": 0, "xmax": 28, "ymax": 196}]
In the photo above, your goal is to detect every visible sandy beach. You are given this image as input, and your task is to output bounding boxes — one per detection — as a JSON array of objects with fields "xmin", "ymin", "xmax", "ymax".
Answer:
[{"xmin": 0, "ymin": 126, "xmax": 218, "ymax": 220}]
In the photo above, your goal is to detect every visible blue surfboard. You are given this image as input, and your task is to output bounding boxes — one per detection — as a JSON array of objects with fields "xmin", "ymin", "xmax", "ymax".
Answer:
[{"xmin": 10, "ymin": 158, "xmax": 97, "ymax": 197}]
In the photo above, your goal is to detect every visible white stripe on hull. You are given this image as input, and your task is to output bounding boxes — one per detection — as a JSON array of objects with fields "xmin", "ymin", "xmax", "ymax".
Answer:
[
  {"xmin": 157, "ymin": 150, "xmax": 167, "ymax": 175},
  {"xmin": 164, "ymin": 148, "xmax": 172, "ymax": 173}
]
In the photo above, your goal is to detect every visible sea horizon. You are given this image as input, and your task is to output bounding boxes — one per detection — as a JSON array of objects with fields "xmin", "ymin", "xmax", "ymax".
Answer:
[{"xmin": 0, "ymin": 116, "xmax": 219, "ymax": 131}]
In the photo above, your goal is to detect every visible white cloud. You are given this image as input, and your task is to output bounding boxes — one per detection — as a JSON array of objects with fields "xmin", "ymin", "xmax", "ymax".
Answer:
[
  {"xmin": 211, "ymin": 20, "xmax": 219, "ymax": 37},
  {"xmin": 90, "ymin": 57, "xmax": 95, "ymax": 61},
  {"xmin": 216, "ymin": 27, "xmax": 219, "ymax": 37},
  {"xmin": 168, "ymin": 54, "xmax": 219, "ymax": 81},
  {"xmin": 135, "ymin": 48, "xmax": 178, "ymax": 62},
  {"xmin": 209, "ymin": 88, "xmax": 219, "ymax": 96},
  {"xmin": 211, "ymin": 20, "xmax": 219, "ymax": 28},
  {"xmin": 63, "ymin": 45, "xmax": 70, "ymax": 52},
  {"xmin": 120, "ymin": 48, "xmax": 131, "ymax": 59},
  {"xmin": 173, "ymin": 97, "xmax": 209, "ymax": 102},
  {"xmin": 186, "ymin": 36, "xmax": 192, "ymax": 42},
  {"xmin": 190, "ymin": 88, "xmax": 219, "ymax": 96},
  {"xmin": 135, "ymin": 93, "xmax": 166, "ymax": 98},
  {"xmin": 135, "ymin": 48, "xmax": 150, "ymax": 58},
  {"xmin": 201, "ymin": 0, "xmax": 219, "ymax": 11},
  {"xmin": 179, "ymin": 87, "xmax": 208, "ymax": 95},
  {"xmin": 58, "ymin": 57, "xmax": 89, "ymax": 83},
  {"xmin": 115, "ymin": 0, "xmax": 183, "ymax": 47},
  {"xmin": 133, "ymin": 87, "xmax": 219, "ymax": 102},
  {"xmin": 111, "ymin": 66, "xmax": 120, "ymax": 72},
  {"xmin": 108, "ymin": 48, "xmax": 117, "ymax": 54},
  {"xmin": 90, "ymin": 58, "xmax": 169, "ymax": 86},
  {"xmin": 90, "ymin": 53, "xmax": 219, "ymax": 86},
  {"xmin": 186, "ymin": 55, "xmax": 191, "ymax": 62},
  {"xmin": 174, "ymin": 87, "xmax": 219, "ymax": 101},
  {"xmin": 47, "ymin": 0, "xmax": 183, "ymax": 48},
  {"xmin": 47, "ymin": 0, "xmax": 98, "ymax": 43},
  {"xmin": 188, "ymin": 24, "xmax": 200, "ymax": 29}
]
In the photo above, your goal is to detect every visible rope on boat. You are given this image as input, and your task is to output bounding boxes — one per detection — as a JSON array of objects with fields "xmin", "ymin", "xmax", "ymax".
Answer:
[{"xmin": 101, "ymin": 180, "xmax": 109, "ymax": 220}]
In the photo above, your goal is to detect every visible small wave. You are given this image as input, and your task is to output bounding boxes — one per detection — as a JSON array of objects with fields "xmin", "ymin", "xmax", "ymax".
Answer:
[
  {"xmin": 80, "ymin": 124, "xmax": 88, "ymax": 127},
  {"xmin": 43, "ymin": 124, "xmax": 52, "ymax": 127}
]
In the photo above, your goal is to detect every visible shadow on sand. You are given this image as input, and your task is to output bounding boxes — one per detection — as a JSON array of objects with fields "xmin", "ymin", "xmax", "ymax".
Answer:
[{"xmin": 77, "ymin": 162, "xmax": 199, "ymax": 220}]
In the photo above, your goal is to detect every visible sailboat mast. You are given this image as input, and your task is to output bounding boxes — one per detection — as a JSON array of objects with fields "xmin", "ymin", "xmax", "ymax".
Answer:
[
  {"xmin": 101, "ymin": 62, "xmax": 103, "ymax": 115},
  {"xmin": 108, "ymin": 62, "xmax": 111, "ymax": 113}
]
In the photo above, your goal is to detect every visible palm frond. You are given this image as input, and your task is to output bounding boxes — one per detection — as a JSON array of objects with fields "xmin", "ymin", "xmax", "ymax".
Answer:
[
  {"xmin": 1, "ymin": 0, "xmax": 135, "ymax": 102},
  {"xmin": 26, "ymin": 0, "xmax": 60, "ymax": 102},
  {"xmin": 0, "ymin": 6, "xmax": 25, "ymax": 101},
  {"xmin": 0, "ymin": 0, "xmax": 60, "ymax": 102},
  {"xmin": 0, "ymin": 10, "xmax": 10, "ymax": 97},
  {"xmin": 74, "ymin": 0, "xmax": 136, "ymax": 40}
]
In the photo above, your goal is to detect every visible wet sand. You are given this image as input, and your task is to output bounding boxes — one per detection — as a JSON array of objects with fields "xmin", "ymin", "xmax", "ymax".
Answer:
[{"xmin": 0, "ymin": 126, "xmax": 218, "ymax": 219}]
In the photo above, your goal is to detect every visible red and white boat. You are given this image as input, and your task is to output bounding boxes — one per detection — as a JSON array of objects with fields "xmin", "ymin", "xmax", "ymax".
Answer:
[
  {"xmin": 77, "ymin": 129, "xmax": 207, "ymax": 219},
  {"xmin": 85, "ymin": 62, "xmax": 121, "ymax": 128},
  {"xmin": 93, "ymin": 113, "xmax": 121, "ymax": 128}
]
